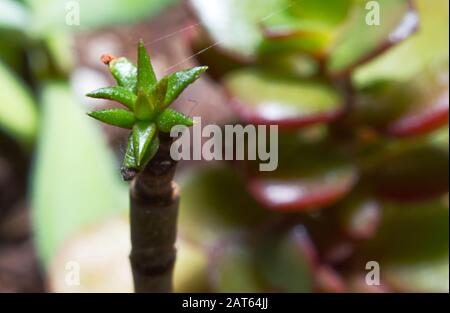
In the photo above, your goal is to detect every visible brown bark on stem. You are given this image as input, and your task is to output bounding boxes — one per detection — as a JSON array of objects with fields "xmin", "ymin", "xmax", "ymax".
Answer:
[{"xmin": 129, "ymin": 133, "xmax": 178, "ymax": 293}]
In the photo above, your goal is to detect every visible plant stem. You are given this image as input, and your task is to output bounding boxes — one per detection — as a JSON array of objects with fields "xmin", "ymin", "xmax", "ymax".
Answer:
[{"xmin": 129, "ymin": 133, "xmax": 178, "ymax": 293}]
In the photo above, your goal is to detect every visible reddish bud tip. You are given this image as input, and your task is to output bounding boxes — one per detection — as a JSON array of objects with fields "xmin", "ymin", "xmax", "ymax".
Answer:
[{"xmin": 100, "ymin": 54, "xmax": 117, "ymax": 65}]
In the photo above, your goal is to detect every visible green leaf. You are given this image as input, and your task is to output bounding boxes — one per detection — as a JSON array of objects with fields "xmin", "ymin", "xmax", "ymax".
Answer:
[
  {"xmin": 151, "ymin": 77, "xmax": 169, "ymax": 112},
  {"xmin": 122, "ymin": 134, "xmax": 137, "ymax": 171},
  {"xmin": 0, "ymin": 61, "xmax": 38, "ymax": 145},
  {"xmin": 353, "ymin": 198, "xmax": 449, "ymax": 292},
  {"xmin": 164, "ymin": 66, "xmax": 208, "ymax": 106},
  {"xmin": 156, "ymin": 108, "xmax": 193, "ymax": 132},
  {"xmin": 132, "ymin": 121, "xmax": 157, "ymax": 166},
  {"xmin": 137, "ymin": 40, "xmax": 157, "ymax": 92},
  {"xmin": 224, "ymin": 68, "xmax": 344, "ymax": 127},
  {"xmin": 327, "ymin": 0, "xmax": 414, "ymax": 75},
  {"xmin": 31, "ymin": 82, "xmax": 128, "ymax": 265},
  {"xmin": 0, "ymin": 0, "xmax": 30, "ymax": 33},
  {"xmin": 134, "ymin": 90, "xmax": 154, "ymax": 120},
  {"xmin": 109, "ymin": 57, "xmax": 138, "ymax": 94},
  {"xmin": 189, "ymin": 0, "xmax": 284, "ymax": 59},
  {"xmin": 355, "ymin": 0, "xmax": 449, "ymax": 85},
  {"xmin": 24, "ymin": 0, "xmax": 180, "ymax": 32},
  {"xmin": 87, "ymin": 108, "xmax": 135, "ymax": 129},
  {"xmin": 86, "ymin": 86, "xmax": 137, "ymax": 110}
]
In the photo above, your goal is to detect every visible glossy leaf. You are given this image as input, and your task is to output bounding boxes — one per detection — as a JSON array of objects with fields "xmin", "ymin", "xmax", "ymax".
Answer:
[
  {"xmin": 137, "ymin": 40, "xmax": 157, "ymax": 92},
  {"xmin": 151, "ymin": 77, "xmax": 169, "ymax": 113},
  {"xmin": 164, "ymin": 66, "xmax": 208, "ymax": 106},
  {"xmin": 261, "ymin": 0, "xmax": 352, "ymax": 56},
  {"xmin": 86, "ymin": 86, "xmax": 137, "ymax": 110},
  {"xmin": 134, "ymin": 90, "xmax": 154, "ymax": 120},
  {"xmin": 352, "ymin": 60, "xmax": 449, "ymax": 137},
  {"xmin": 109, "ymin": 57, "xmax": 138, "ymax": 94},
  {"xmin": 87, "ymin": 109, "xmax": 135, "ymax": 129},
  {"xmin": 327, "ymin": 0, "xmax": 416, "ymax": 76},
  {"xmin": 224, "ymin": 69, "xmax": 344, "ymax": 128},
  {"xmin": 132, "ymin": 121, "xmax": 157, "ymax": 166},
  {"xmin": 32, "ymin": 82, "xmax": 128, "ymax": 265},
  {"xmin": 156, "ymin": 108, "xmax": 194, "ymax": 133},
  {"xmin": 244, "ymin": 135, "xmax": 358, "ymax": 211},
  {"xmin": 189, "ymin": 0, "xmax": 283, "ymax": 60},
  {"xmin": 355, "ymin": 0, "xmax": 449, "ymax": 85}
]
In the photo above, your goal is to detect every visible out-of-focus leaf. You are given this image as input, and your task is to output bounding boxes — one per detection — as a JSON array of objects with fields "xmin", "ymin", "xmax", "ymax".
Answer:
[
  {"xmin": 0, "ymin": 0, "xmax": 30, "ymax": 33},
  {"xmin": 209, "ymin": 240, "xmax": 263, "ymax": 292},
  {"xmin": 261, "ymin": 0, "xmax": 352, "ymax": 56},
  {"xmin": 255, "ymin": 226, "xmax": 315, "ymax": 292},
  {"xmin": 88, "ymin": 108, "xmax": 135, "ymax": 129},
  {"xmin": 327, "ymin": 0, "xmax": 415, "ymax": 76},
  {"xmin": 351, "ymin": 197, "xmax": 449, "ymax": 292},
  {"xmin": 355, "ymin": 0, "xmax": 449, "ymax": 84},
  {"xmin": 109, "ymin": 57, "xmax": 138, "ymax": 94},
  {"xmin": 86, "ymin": 86, "xmax": 137, "ymax": 110},
  {"xmin": 178, "ymin": 166, "xmax": 274, "ymax": 244},
  {"xmin": 245, "ymin": 135, "xmax": 358, "ymax": 211},
  {"xmin": 224, "ymin": 69, "xmax": 344, "ymax": 128},
  {"xmin": 156, "ymin": 108, "xmax": 193, "ymax": 133},
  {"xmin": 0, "ymin": 61, "xmax": 38, "ymax": 145},
  {"xmin": 368, "ymin": 145, "xmax": 449, "ymax": 202},
  {"xmin": 164, "ymin": 66, "xmax": 208, "ymax": 107},
  {"xmin": 189, "ymin": 0, "xmax": 284, "ymax": 60},
  {"xmin": 25, "ymin": 0, "xmax": 180, "ymax": 32},
  {"xmin": 352, "ymin": 60, "xmax": 448, "ymax": 137},
  {"xmin": 31, "ymin": 82, "xmax": 128, "ymax": 265}
]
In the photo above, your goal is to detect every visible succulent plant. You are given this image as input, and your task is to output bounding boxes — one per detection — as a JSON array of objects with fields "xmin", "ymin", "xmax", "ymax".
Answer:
[
  {"xmin": 176, "ymin": 0, "xmax": 449, "ymax": 292},
  {"xmin": 87, "ymin": 40, "xmax": 207, "ymax": 179}
]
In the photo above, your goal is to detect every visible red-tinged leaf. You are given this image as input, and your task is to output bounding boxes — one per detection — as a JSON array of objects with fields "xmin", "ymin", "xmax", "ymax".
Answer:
[
  {"xmin": 224, "ymin": 69, "xmax": 344, "ymax": 129},
  {"xmin": 351, "ymin": 60, "xmax": 449, "ymax": 137},
  {"xmin": 243, "ymin": 136, "xmax": 358, "ymax": 211},
  {"xmin": 368, "ymin": 145, "xmax": 449, "ymax": 202},
  {"xmin": 327, "ymin": 0, "xmax": 417, "ymax": 76}
]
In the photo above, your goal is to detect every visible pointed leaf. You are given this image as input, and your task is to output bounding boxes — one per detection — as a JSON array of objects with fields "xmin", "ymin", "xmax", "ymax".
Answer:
[
  {"xmin": 109, "ymin": 57, "xmax": 138, "ymax": 93},
  {"xmin": 137, "ymin": 40, "xmax": 157, "ymax": 92},
  {"xmin": 86, "ymin": 86, "xmax": 137, "ymax": 110},
  {"xmin": 151, "ymin": 77, "xmax": 169, "ymax": 112},
  {"xmin": 134, "ymin": 90, "xmax": 154, "ymax": 120},
  {"xmin": 156, "ymin": 108, "xmax": 193, "ymax": 132},
  {"xmin": 164, "ymin": 66, "xmax": 208, "ymax": 106},
  {"xmin": 87, "ymin": 109, "xmax": 135, "ymax": 129},
  {"xmin": 132, "ymin": 121, "xmax": 157, "ymax": 166},
  {"xmin": 122, "ymin": 134, "xmax": 137, "ymax": 171}
]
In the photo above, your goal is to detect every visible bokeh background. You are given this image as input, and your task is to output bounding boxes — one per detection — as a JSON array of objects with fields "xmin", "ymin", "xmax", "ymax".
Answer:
[{"xmin": 0, "ymin": 0, "xmax": 448, "ymax": 292}]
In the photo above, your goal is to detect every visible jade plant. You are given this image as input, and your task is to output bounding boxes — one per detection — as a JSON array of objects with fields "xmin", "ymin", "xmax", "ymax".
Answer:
[
  {"xmin": 173, "ymin": 0, "xmax": 449, "ymax": 292},
  {"xmin": 86, "ymin": 40, "xmax": 207, "ymax": 292}
]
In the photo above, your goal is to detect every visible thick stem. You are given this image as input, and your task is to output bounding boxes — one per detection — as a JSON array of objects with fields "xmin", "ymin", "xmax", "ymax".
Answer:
[{"xmin": 129, "ymin": 133, "xmax": 178, "ymax": 293}]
